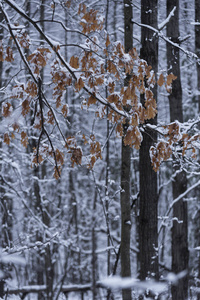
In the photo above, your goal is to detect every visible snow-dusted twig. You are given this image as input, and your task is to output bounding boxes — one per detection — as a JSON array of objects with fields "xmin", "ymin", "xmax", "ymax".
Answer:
[
  {"xmin": 91, "ymin": 169, "xmax": 117, "ymax": 256},
  {"xmin": 102, "ymin": 123, "xmax": 116, "ymax": 152},
  {"xmin": 0, "ymin": 175, "xmax": 49, "ymax": 231},
  {"xmin": 35, "ymin": 19, "xmax": 105, "ymax": 51},
  {"xmin": 158, "ymin": 179, "xmax": 200, "ymax": 235},
  {"xmin": 158, "ymin": 6, "xmax": 176, "ymax": 31},
  {"xmin": 37, "ymin": 78, "xmax": 61, "ymax": 176}
]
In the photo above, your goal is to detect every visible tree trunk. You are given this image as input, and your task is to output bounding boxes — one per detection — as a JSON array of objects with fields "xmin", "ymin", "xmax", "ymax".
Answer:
[
  {"xmin": 167, "ymin": 1, "xmax": 189, "ymax": 299},
  {"xmin": 92, "ymin": 186, "xmax": 98, "ymax": 300},
  {"xmin": 105, "ymin": 0, "xmax": 111, "ymax": 281},
  {"xmin": 139, "ymin": 0, "xmax": 158, "ymax": 282},
  {"xmin": 120, "ymin": 1, "xmax": 133, "ymax": 299},
  {"xmin": 0, "ymin": 10, "xmax": 3, "ymax": 250},
  {"xmin": 195, "ymin": 0, "xmax": 200, "ymax": 111},
  {"xmin": 195, "ymin": 1, "xmax": 200, "ymax": 298}
]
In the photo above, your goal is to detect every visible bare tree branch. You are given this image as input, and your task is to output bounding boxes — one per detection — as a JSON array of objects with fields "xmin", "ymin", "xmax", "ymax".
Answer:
[
  {"xmin": 133, "ymin": 19, "xmax": 200, "ymax": 65},
  {"xmin": 158, "ymin": 179, "xmax": 200, "ymax": 235}
]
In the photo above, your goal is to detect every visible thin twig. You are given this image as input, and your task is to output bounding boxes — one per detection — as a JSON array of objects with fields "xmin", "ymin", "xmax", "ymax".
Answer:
[
  {"xmin": 37, "ymin": 78, "xmax": 61, "ymax": 177},
  {"xmin": 34, "ymin": 19, "xmax": 104, "ymax": 51},
  {"xmin": 91, "ymin": 169, "xmax": 117, "ymax": 256}
]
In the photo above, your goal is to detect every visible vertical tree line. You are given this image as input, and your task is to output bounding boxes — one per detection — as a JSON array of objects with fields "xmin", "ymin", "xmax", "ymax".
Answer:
[
  {"xmin": 166, "ymin": 1, "xmax": 188, "ymax": 299},
  {"xmin": 139, "ymin": 0, "xmax": 158, "ymax": 283}
]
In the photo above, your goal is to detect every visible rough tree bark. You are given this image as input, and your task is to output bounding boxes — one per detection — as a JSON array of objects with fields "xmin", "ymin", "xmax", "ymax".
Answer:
[
  {"xmin": 139, "ymin": 0, "xmax": 158, "ymax": 282},
  {"xmin": 167, "ymin": 1, "xmax": 189, "ymax": 299},
  {"xmin": 195, "ymin": 0, "xmax": 200, "ymax": 298},
  {"xmin": 120, "ymin": 1, "xmax": 133, "ymax": 299},
  {"xmin": 92, "ymin": 183, "xmax": 98, "ymax": 300},
  {"xmin": 195, "ymin": 0, "xmax": 200, "ymax": 111},
  {"xmin": 105, "ymin": 0, "xmax": 111, "ymax": 281},
  {"xmin": 0, "ymin": 6, "xmax": 12, "ymax": 250},
  {"xmin": 0, "ymin": 9, "xmax": 5, "ymax": 299}
]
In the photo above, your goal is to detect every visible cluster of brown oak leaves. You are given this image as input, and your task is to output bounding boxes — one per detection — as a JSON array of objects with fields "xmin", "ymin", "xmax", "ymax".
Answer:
[{"xmin": 1, "ymin": 2, "xmax": 199, "ymax": 177}]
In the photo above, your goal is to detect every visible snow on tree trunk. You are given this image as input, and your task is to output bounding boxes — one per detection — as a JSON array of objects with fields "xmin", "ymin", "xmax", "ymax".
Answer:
[
  {"xmin": 195, "ymin": 0, "xmax": 200, "ymax": 112},
  {"xmin": 195, "ymin": 1, "xmax": 200, "ymax": 298},
  {"xmin": 139, "ymin": 0, "xmax": 159, "ymax": 283},
  {"xmin": 120, "ymin": 1, "xmax": 133, "ymax": 299},
  {"xmin": 167, "ymin": 0, "xmax": 189, "ymax": 299}
]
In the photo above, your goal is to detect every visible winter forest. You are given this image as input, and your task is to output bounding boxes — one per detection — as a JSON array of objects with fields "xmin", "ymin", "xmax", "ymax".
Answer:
[{"xmin": 1, "ymin": 0, "xmax": 200, "ymax": 299}]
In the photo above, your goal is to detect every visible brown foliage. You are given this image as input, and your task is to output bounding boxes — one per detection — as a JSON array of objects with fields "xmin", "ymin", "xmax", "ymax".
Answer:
[
  {"xmin": 2, "ymin": 102, "xmax": 12, "ymax": 117},
  {"xmin": 4, "ymin": 133, "xmax": 10, "ymax": 145},
  {"xmin": 21, "ymin": 131, "xmax": 28, "ymax": 148}
]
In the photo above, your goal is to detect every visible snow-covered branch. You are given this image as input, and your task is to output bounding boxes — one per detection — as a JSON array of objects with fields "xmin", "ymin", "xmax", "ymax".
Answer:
[
  {"xmin": 158, "ymin": 6, "xmax": 176, "ymax": 31},
  {"xmin": 133, "ymin": 20, "xmax": 200, "ymax": 65},
  {"xmin": 158, "ymin": 179, "xmax": 200, "ymax": 234}
]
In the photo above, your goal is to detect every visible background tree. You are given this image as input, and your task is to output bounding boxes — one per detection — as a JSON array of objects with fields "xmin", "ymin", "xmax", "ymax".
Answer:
[
  {"xmin": 139, "ymin": 0, "xmax": 159, "ymax": 282},
  {"xmin": 195, "ymin": 0, "xmax": 200, "ymax": 111},
  {"xmin": 120, "ymin": 0, "xmax": 133, "ymax": 299},
  {"xmin": 167, "ymin": 1, "xmax": 189, "ymax": 299},
  {"xmin": 194, "ymin": 0, "xmax": 200, "ymax": 297}
]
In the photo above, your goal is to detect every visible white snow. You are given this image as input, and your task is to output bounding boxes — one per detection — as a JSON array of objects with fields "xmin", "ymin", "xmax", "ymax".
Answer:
[{"xmin": 100, "ymin": 276, "xmax": 167, "ymax": 294}]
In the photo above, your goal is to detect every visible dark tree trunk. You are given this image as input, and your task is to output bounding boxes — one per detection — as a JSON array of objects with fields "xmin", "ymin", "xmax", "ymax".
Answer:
[
  {"xmin": 195, "ymin": 1, "xmax": 200, "ymax": 298},
  {"xmin": 40, "ymin": 2, "xmax": 55, "ymax": 299},
  {"xmin": 0, "ymin": 10, "xmax": 3, "ymax": 249},
  {"xmin": 167, "ymin": 1, "xmax": 189, "ymax": 299},
  {"xmin": 92, "ymin": 186, "xmax": 98, "ymax": 300},
  {"xmin": 120, "ymin": 1, "xmax": 133, "ymax": 299},
  {"xmin": 139, "ymin": 0, "xmax": 158, "ymax": 282},
  {"xmin": 0, "ymin": 3, "xmax": 13, "ymax": 253},
  {"xmin": 105, "ymin": 0, "xmax": 111, "ymax": 280},
  {"xmin": 195, "ymin": 0, "xmax": 200, "ymax": 111}
]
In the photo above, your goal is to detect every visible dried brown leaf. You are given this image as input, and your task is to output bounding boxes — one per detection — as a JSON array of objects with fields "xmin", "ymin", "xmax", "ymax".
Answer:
[
  {"xmin": 21, "ymin": 131, "xmax": 28, "ymax": 148},
  {"xmin": 69, "ymin": 56, "xmax": 79, "ymax": 69},
  {"xmin": 4, "ymin": 133, "xmax": 10, "ymax": 145},
  {"xmin": 157, "ymin": 73, "xmax": 165, "ymax": 87}
]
